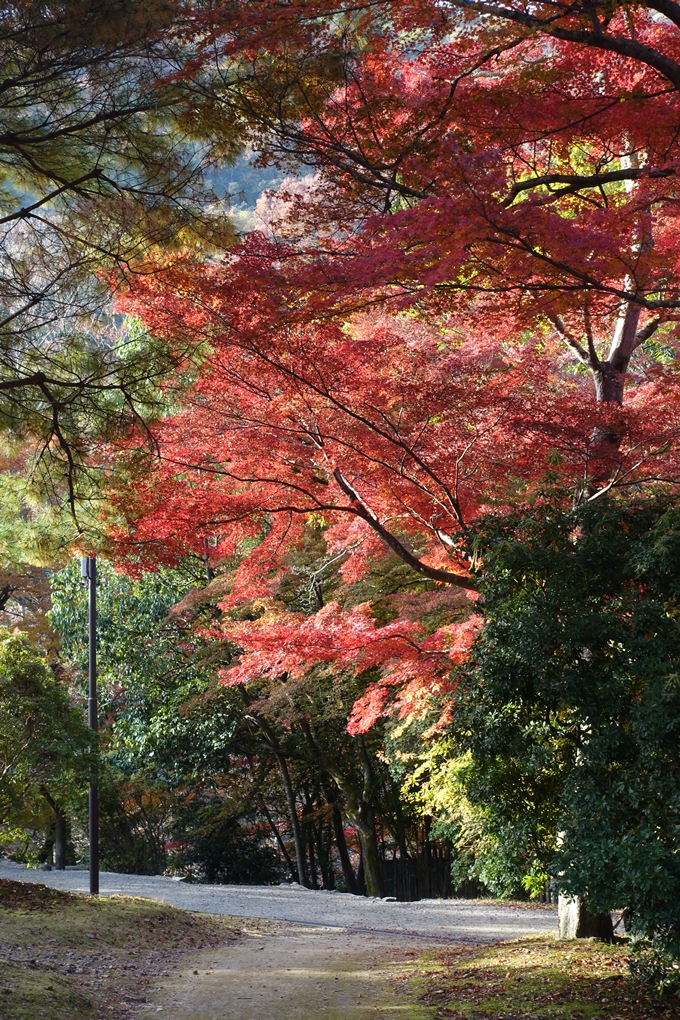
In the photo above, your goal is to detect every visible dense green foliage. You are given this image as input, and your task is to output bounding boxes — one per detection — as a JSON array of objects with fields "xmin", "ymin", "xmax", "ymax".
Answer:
[
  {"xmin": 49, "ymin": 558, "xmax": 245, "ymax": 873},
  {"xmin": 0, "ymin": 633, "xmax": 92, "ymax": 854},
  {"xmin": 452, "ymin": 498, "xmax": 680, "ymax": 979},
  {"xmin": 51, "ymin": 559, "xmax": 217, "ymax": 776}
]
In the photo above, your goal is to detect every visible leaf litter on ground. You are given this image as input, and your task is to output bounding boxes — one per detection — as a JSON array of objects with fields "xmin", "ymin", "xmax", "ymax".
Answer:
[
  {"xmin": 0, "ymin": 878, "xmax": 245, "ymax": 1020},
  {"xmin": 404, "ymin": 934, "xmax": 680, "ymax": 1020}
]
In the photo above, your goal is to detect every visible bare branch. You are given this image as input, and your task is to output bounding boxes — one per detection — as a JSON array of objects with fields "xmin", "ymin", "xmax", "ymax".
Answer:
[{"xmin": 549, "ymin": 315, "xmax": 594, "ymax": 367}]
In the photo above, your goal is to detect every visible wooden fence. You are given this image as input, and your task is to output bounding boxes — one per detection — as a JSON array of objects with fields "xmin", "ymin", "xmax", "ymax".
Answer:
[{"xmin": 383, "ymin": 844, "xmax": 454, "ymax": 902}]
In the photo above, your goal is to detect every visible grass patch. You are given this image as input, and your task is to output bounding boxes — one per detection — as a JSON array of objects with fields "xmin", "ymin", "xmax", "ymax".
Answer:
[
  {"xmin": 0, "ymin": 878, "xmax": 242, "ymax": 1020},
  {"xmin": 402, "ymin": 934, "xmax": 680, "ymax": 1019}
]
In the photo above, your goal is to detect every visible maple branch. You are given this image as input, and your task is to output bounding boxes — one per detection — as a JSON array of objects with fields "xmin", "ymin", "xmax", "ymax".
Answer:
[
  {"xmin": 477, "ymin": 225, "xmax": 680, "ymax": 309},
  {"xmin": 549, "ymin": 315, "xmax": 595, "ymax": 368},
  {"xmin": 504, "ymin": 167, "xmax": 675, "ymax": 206},
  {"xmin": 214, "ymin": 329, "xmax": 468, "ymax": 527},
  {"xmin": 423, "ymin": 33, "xmax": 526, "ymax": 140},
  {"xmin": 177, "ymin": 464, "xmax": 472, "ymax": 588},
  {"xmin": 583, "ymin": 307, "xmax": 601, "ymax": 369},
  {"xmin": 332, "ymin": 468, "xmax": 477, "ymax": 590},
  {"xmin": 544, "ymin": 31, "xmax": 680, "ymax": 93},
  {"xmin": 446, "ymin": 0, "xmax": 680, "ymax": 90},
  {"xmin": 633, "ymin": 316, "xmax": 662, "ymax": 352}
]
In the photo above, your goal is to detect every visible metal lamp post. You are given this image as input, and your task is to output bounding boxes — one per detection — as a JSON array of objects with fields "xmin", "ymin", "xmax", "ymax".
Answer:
[{"xmin": 81, "ymin": 555, "xmax": 99, "ymax": 895}]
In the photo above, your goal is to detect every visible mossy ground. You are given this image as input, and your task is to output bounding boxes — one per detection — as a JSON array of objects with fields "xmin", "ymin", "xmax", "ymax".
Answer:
[
  {"xmin": 402, "ymin": 935, "xmax": 680, "ymax": 1019},
  {"xmin": 0, "ymin": 878, "xmax": 242, "ymax": 1020}
]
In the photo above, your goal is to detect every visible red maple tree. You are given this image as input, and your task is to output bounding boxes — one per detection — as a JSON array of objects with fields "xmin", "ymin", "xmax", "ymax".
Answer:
[
  {"xmin": 106, "ymin": 0, "xmax": 680, "ymax": 729},
  {"xmin": 178, "ymin": 0, "xmax": 679, "ymax": 328},
  {"xmin": 107, "ymin": 283, "xmax": 680, "ymax": 731}
]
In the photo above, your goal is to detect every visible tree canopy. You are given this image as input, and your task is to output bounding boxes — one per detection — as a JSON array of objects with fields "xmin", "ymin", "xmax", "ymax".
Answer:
[{"xmin": 5, "ymin": 0, "xmax": 680, "ymax": 991}]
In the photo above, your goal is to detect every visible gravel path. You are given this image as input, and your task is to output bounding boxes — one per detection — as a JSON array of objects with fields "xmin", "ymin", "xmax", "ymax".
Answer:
[{"xmin": 0, "ymin": 861, "xmax": 556, "ymax": 943}]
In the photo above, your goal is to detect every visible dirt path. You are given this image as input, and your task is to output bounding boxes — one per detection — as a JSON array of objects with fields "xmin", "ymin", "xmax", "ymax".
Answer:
[{"xmin": 144, "ymin": 922, "xmax": 429, "ymax": 1020}]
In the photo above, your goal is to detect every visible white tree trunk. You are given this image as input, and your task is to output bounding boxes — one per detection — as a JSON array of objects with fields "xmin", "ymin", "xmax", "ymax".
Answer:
[{"xmin": 558, "ymin": 894, "xmax": 614, "ymax": 941}]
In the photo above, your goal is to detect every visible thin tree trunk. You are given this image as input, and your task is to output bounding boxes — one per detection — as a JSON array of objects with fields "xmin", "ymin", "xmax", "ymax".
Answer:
[
  {"xmin": 297, "ymin": 717, "xmax": 385, "ymax": 894},
  {"xmin": 301, "ymin": 794, "xmax": 319, "ymax": 889},
  {"xmin": 354, "ymin": 812, "xmax": 385, "ymax": 897},
  {"xmin": 324, "ymin": 737, "xmax": 386, "ymax": 896},
  {"xmin": 323, "ymin": 781, "xmax": 359, "ymax": 894},
  {"xmin": 328, "ymin": 783, "xmax": 383, "ymax": 895},
  {"xmin": 316, "ymin": 817, "xmax": 335, "ymax": 889},
  {"xmin": 259, "ymin": 795, "xmax": 296, "ymax": 881},
  {"xmin": 307, "ymin": 823, "xmax": 319, "ymax": 889},
  {"xmin": 274, "ymin": 751, "xmax": 307, "ymax": 886},
  {"xmin": 355, "ymin": 737, "xmax": 386, "ymax": 897},
  {"xmin": 330, "ymin": 781, "xmax": 384, "ymax": 895},
  {"xmin": 238, "ymin": 687, "xmax": 308, "ymax": 886},
  {"xmin": 331, "ymin": 802, "xmax": 359, "ymax": 894},
  {"xmin": 41, "ymin": 787, "xmax": 66, "ymax": 870},
  {"xmin": 357, "ymin": 853, "xmax": 366, "ymax": 896},
  {"xmin": 422, "ymin": 819, "xmax": 432, "ymax": 899},
  {"xmin": 54, "ymin": 809, "xmax": 66, "ymax": 871}
]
